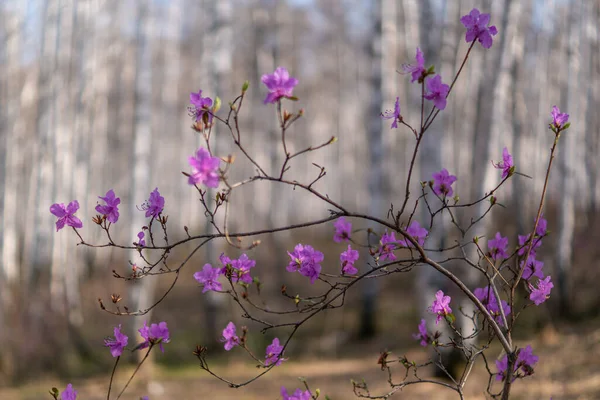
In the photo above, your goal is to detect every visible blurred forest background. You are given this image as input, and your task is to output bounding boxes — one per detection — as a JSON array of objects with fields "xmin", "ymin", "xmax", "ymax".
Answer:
[{"xmin": 1, "ymin": 0, "xmax": 600, "ymax": 398}]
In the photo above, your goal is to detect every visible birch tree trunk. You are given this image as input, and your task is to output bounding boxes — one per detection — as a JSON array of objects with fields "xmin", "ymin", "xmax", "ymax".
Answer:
[{"xmin": 360, "ymin": 0, "xmax": 383, "ymax": 339}]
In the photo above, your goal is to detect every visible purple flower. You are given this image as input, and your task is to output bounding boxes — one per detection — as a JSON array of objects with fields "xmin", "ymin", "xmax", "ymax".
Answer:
[
  {"xmin": 261, "ymin": 67, "xmax": 298, "ymax": 104},
  {"xmin": 494, "ymin": 147, "xmax": 514, "ymax": 179},
  {"xmin": 430, "ymin": 290, "xmax": 452, "ymax": 324},
  {"xmin": 138, "ymin": 321, "xmax": 170, "ymax": 353},
  {"xmin": 381, "ymin": 97, "xmax": 402, "ymax": 129},
  {"xmin": 60, "ymin": 384, "xmax": 77, "ymax": 400},
  {"xmin": 398, "ymin": 221, "xmax": 428, "ymax": 248},
  {"xmin": 281, "ymin": 387, "xmax": 311, "ymax": 400},
  {"xmin": 536, "ymin": 214, "xmax": 548, "ymax": 237},
  {"xmin": 496, "ymin": 345, "xmax": 538, "ymax": 381},
  {"xmin": 402, "ymin": 47, "xmax": 426, "ymax": 83},
  {"xmin": 50, "ymin": 201, "xmax": 83, "ymax": 231},
  {"xmin": 221, "ymin": 322, "xmax": 239, "ymax": 351},
  {"xmin": 412, "ymin": 319, "xmax": 429, "ymax": 347},
  {"xmin": 424, "ymin": 75, "xmax": 449, "ymax": 110},
  {"xmin": 340, "ymin": 244, "xmax": 359, "ymax": 275},
  {"xmin": 518, "ymin": 234, "xmax": 542, "ymax": 258},
  {"xmin": 95, "ymin": 189, "xmax": 121, "ymax": 223},
  {"xmin": 104, "ymin": 324, "xmax": 129, "ymax": 358},
  {"xmin": 141, "ymin": 397, "xmax": 149, "ymax": 400},
  {"xmin": 488, "ymin": 232, "xmax": 508, "ymax": 260},
  {"xmin": 432, "ymin": 168, "xmax": 457, "ymax": 197},
  {"xmin": 221, "ymin": 253, "xmax": 256, "ymax": 284},
  {"xmin": 460, "ymin": 8, "xmax": 498, "ymax": 49},
  {"xmin": 474, "ymin": 286, "xmax": 511, "ymax": 327},
  {"xmin": 136, "ymin": 231, "xmax": 146, "ymax": 247},
  {"xmin": 333, "ymin": 217, "xmax": 352, "ymax": 243},
  {"xmin": 265, "ymin": 337, "xmax": 285, "ymax": 366},
  {"xmin": 194, "ymin": 264, "xmax": 223, "ymax": 293},
  {"xmin": 551, "ymin": 106, "xmax": 569, "ymax": 129},
  {"xmin": 286, "ymin": 244, "xmax": 324, "ymax": 284},
  {"xmin": 521, "ymin": 257, "xmax": 544, "ymax": 280},
  {"xmin": 529, "ymin": 276, "xmax": 553, "ymax": 305},
  {"xmin": 189, "ymin": 90, "xmax": 213, "ymax": 123},
  {"xmin": 141, "ymin": 188, "xmax": 164, "ymax": 219},
  {"xmin": 378, "ymin": 231, "xmax": 398, "ymax": 261},
  {"xmin": 188, "ymin": 147, "xmax": 220, "ymax": 188}
]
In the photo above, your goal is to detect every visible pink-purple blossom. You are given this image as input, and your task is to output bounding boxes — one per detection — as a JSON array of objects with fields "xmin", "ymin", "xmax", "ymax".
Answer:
[
  {"xmin": 529, "ymin": 276, "xmax": 553, "ymax": 305},
  {"xmin": 261, "ymin": 67, "xmax": 298, "ymax": 104},
  {"xmin": 536, "ymin": 214, "xmax": 548, "ymax": 237},
  {"xmin": 496, "ymin": 345, "xmax": 539, "ymax": 382},
  {"xmin": 333, "ymin": 217, "xmax": 352, "ymax": 243},
  {"xmin": 432, "ymin": 168, "xmax": 457, "ymax": 197},
  {"xmin": 281, "ymin": 387, "xmax": 311, "ymax": 400},
  {"xmin": 104, "ymin": 324, "xmax": 128, "ymax": 358},
  {"xmin": 474, "ymin": 286, "xmax": 511, "ymax": 327},
  {"xmin": 286, "ymin": 244, "xmax": 324, "ymax": 284},
  {"xmin": 487, "ymin": 232, "xmax": 508, "ymax": 260},
  {"xmin": 460, "ymin": 8, "xmax": 498, "ymax": 49},
  {"xmin": 398, "ymin": 221, "xmax": 428, "ymax": 248},
  {"xmin": 60, "ymin": 384, "xmax": 77, "ymax": 400},
  {"xmin": 518, "ymin": 234, "xmax": 542, "ymax": 258},
  {"xmin": 141, "ymin": 188, "xmax": 164, "ymax": 219},
  {"xmin": 424, "ymin": 75, "xmax": 449, "ymax": 110},
  {"xmin": 265, "ymin": 337, "xmax": 285, "ymax": 366},
  {"xmin": 378, "ymin": 231, "xmax": 398, "ymax": 261},
  {"xmin": 551, "ymin": 106, "xmax": 569, "ymax": 129},
  {"xmin": 521, "ymin": 257, "xmax": 544, "ymax": 280},
  {"xmin": 194, "ymin": 264, "xmax": 223, "ymax": 293},
  {"xmin": 188, "ymin": 147, "xmax": 220, "ymax": 188},
  {"xmin": 189, "ymin": 89, "xmax": 213, "ymax": 123},
  {"xmin": 138, "ymin": 321, "xmax": 170, "ymax": 353},
  {"xmin": 95, "ymin": 189, "xmax": 121, "ymax": 223},
  {"xmin": 340, "ymin": 244, "xmax": 359, "ymax": 275},
  {"xmin": 381, "ymin": 97, "xmax": 401, "ymax": 129},
  {"xmin": 50, "ymin": 201, "xmax": 83, "ymax": 232},
  {"xmin": 135, "ymin": 231, "xmax": 146, "ymax": 247},
  {"xmin": 220, "ymin": 253, "xmax": 256, "ymax": 284},
  {"xmin": 494, "ymin": 147, "xmax": 514, "ymax": 179},
  {"xmin": 402, "ymin": 47, "xmax": 426, "ymax": 83},
  {"xmin": 430, "ymin": 290, "xmax": 452, "ymax": 324},
  {"xmin": 412, "ymin": 319, "xmax": 429, "ymax": 347},
  {"xmin": 221, "ymin": 322, "xmax": 239, "ymax": 351}
]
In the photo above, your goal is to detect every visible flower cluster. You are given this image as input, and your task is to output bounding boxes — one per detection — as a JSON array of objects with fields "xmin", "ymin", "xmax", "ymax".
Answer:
[
  {"xmin": 221, "ymin": 322, "xmax": 240, "ymax": 351},
  {"xmin": 398, "ymin": 221, "xmax": 428, "ymax": 248},
  {"xmin": 194, "ymin": 264, "xmax": 223, "ymax": 292},
  {"xmin": 333, "ymin": 217, "xmax": 352, "ymax": 242},
  {"xmin": 378, "ymin": 231, "xmax": 398, "ymax": 261},
  {"xmin": 188, "ymin": 147, "xmax": 220, "ymax": 188},
  {"xmin": 412, "ymin": 319, "xmax": 430, "ymax": 347},
  {"xmin": 50, "ymin": 201, "xmax": 83, "ymax": 231},
  {"xmin": 261, "ymin": 67, "xmax": 298, "ymax": 104},
  {"xmin": 340, "ymin": 244, "xmax": 359, "ymax": 275},
  {"xmin": 287, "ymin": 244, "xmax": 324, "ymax": 284},
  {"xmin": 138, "ymin": 321, "xmax": 171, "ymax": 353},
  {"xmin": 496, "ymin": 345, "xmax": 539, "ymax": 382},
  {"xmin": 265, "ymin": 337, "xmax": 285, "ymax": 366},
  {"xmin": 432, "ymin": 168, "xmax": 457, "ymax": 197},
  {"xmin": 95, "ymin": 189, "xmax": 120, "ymax": 223},
  {"xmin": 141, "ymin": 188, "xmax": 165, "ymax": 219},
  {"xmin": 281, "ymin": 387, "xmax": 311, "ymax": 400},
  {"xmin": 429, "ymin": 290, "xmax": 452, "ymax": 324},
  {"xmin": 460, "ymin": 8, "xmax": 498, "ymax": 49},
  {"xmin": 220, "ymin": 253, "xmax": 257, "ymax": 284},
  {"xmin": 487, "ymin": 232, "xmax": 508, "ymax": 260},
  {"xmin": 474, "ymin": 286, "xmax": 511, "ymax": 327}
]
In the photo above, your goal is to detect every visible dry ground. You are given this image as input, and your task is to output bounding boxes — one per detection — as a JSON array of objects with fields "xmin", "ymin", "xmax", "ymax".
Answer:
[{"xmin": 4, "ymin": 324, "xmax": 600, "ymax": 400}]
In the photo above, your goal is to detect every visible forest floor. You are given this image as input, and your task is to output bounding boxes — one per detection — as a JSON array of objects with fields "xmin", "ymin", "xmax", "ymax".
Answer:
[{"xmin": 4, "ymin": 322, "xmax": 600, "ymax": 400}]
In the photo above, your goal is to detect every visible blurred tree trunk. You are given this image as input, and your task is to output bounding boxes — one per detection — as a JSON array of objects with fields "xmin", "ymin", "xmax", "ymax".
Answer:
[
  {"xmin": 130, "ymin": 0, "xmax": 155, "ymax": 360},
  {"xmin": 360, "ymin": 0, "xmax": 383, "ymax": 339},
  {"xmin": 556, "ymin": 2, "xmax": 582, "ymax": 316}
]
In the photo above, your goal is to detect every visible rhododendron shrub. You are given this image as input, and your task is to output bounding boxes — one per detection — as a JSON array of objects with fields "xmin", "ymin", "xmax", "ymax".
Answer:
[{"xmin": 49, "ymin": 7, "xmax": 570, "ymax": 400}]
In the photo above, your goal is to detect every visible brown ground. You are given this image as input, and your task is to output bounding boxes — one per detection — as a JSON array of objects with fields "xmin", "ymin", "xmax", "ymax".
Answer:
[{"xmin": 4, "ymin": 323, "xmax": 600, "ymax": 400}]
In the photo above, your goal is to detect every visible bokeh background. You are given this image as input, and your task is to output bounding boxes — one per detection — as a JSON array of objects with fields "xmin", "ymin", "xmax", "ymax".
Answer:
[{"xmin": 1, "ymin": 0, "xmax": 600, "ymax": 398}]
